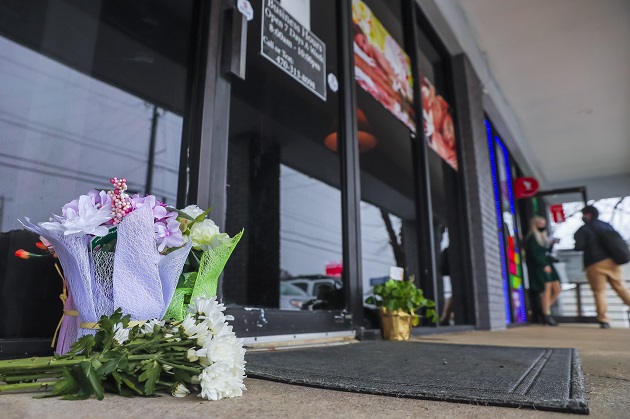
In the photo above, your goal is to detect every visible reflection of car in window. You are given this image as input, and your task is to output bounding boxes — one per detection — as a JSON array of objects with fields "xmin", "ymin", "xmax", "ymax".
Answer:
[
  {"xmin": 279, "ymin": 282, "xmax": 313, "ymax": 311},
  {"xmin": 284, "ymin": 276, "xmax": 341, "ymax": 299},
  {"xmin": 281, "ymin": 275, "xmax": 379, "ymax": 329}
]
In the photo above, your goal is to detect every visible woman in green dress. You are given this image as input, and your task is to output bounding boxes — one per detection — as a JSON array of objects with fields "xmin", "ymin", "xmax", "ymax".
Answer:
[{"xmin": 524, "ymin": 216, "xmax": 561, "ymax": 326}]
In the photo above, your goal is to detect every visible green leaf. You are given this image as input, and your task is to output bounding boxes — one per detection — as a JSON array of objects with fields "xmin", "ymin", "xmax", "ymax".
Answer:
[
  {"xmin": 173, "ymin": 368, "xmax": 194, "ymax": 384},
  {"xmin": 50, "ymin": 369, "xmax": 80, "ymax": 397},
  {"xmin": 120, "ymin": 373, "xmax": 144, "ymax": 396},
  {"xmin": 366, "ymin": 279, "xmax": 437, "ymax": 322},
  {"xmin": 99, "ymin": 352, "xmax": 127, "ymax": 375},
  {"xmin": 111, "ymin": 371, "xmax": 123, "ymax": 393},
  {"xmin": 138, "ymin": 361, "xmax": 161, "ymax": 395},
  {"xmin": 61, "ymin": 392, "xmax": 91, "ymax": 401},
  {"xmin": 66, "ymin": 335, "xmax": 96, "ymax": 356},
  {"xmin": 194, "ymin": 208, "xmax": 213, "ymax": 222},
  {"xmin": 166, "ymin": 206, "xmax": 195, "ymax": 221},
  {"xmin": 80, "ymin": 360, "xmax": 104, "ymax": 400}
]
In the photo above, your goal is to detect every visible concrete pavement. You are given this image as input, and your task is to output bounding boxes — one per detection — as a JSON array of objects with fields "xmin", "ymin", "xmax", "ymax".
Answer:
[{"xmin": 2, "ymin": 324, "xmax": 629, "ymax": 418}]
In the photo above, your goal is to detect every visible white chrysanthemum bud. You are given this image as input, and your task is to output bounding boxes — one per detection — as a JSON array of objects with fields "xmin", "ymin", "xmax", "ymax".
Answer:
[{"xmin": 172, "ymin": 383, "xmax": 190, "ymax": 398}]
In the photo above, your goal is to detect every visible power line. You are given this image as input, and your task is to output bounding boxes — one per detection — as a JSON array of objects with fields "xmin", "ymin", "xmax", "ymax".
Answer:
[{"xmin": 0, "ymin": 161, "xmax": 176, "ymax": 200}]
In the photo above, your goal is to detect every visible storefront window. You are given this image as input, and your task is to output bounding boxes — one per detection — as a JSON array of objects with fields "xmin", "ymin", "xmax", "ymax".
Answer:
[
  {"xmin": 223, "ymin": 0, "xmax": 344, "ymax": 311},
  {"xmin": 0, "ymin": 0, "xmax": 195, "ymax": 342},
  {"xmin": 352, "ymin": 0, "xmax": 421, "ymax": 315},
  {"xmin": 416, "ymin": 13, "xmax": 467, "ymax": 325}
]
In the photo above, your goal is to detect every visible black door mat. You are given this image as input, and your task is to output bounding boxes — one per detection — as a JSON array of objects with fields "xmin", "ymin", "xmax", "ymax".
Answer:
[{"xmin": 245, "ymin": 341, "xmax": 588, "ymax": 414}]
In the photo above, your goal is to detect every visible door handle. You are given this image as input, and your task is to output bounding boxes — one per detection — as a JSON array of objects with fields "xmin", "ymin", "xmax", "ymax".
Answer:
[{"xmin": 222, "ymin": 4, "xmax": 248, "ymax": 80}]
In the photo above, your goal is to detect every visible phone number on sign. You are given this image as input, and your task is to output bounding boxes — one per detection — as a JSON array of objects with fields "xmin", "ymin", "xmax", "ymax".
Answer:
[{"xmin": 275, "ymin": 55, "xmax": 316, "ymax": 90}]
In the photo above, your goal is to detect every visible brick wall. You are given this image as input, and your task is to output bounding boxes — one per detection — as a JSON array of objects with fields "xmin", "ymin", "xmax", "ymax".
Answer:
[{"xmin": 452, "ymin": 54, "xmax": 506, "ymax": 330}]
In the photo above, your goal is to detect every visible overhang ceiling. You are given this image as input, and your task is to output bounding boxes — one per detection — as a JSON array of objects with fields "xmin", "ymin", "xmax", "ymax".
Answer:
[{"xmin": 455, "ymin": 0, "xmax": 630, "ymax": 189}]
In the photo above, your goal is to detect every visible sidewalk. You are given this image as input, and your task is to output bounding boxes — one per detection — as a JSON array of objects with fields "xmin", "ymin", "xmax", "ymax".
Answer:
[{"xmin": 3, "ymin": 324, "xmax": 629, "ymax": 418}]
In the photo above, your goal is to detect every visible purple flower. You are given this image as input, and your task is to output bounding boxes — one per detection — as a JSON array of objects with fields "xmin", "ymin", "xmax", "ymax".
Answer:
[
  {"xmin": 132, "ymin": 194, "xmax": 168, "ymax": 220},
  {"xmin": 154, "ymin": 216, "xmax": 185, "ymax": 252},
  {"xmin": 87, "ymin": 189, "xmax": 111, "ymax": 208},
  {"xmin": 61, "ymin": 189, "xmax": 110, "ymax": 219},
  {"xmin": 61, "ymin": 199, "xmax": 79, "ymax": 219}
]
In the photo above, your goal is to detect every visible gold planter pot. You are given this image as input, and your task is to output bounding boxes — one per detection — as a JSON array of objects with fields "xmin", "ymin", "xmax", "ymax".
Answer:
[{"xmin": 379, "ymin": 308, "xmax": 414, "ymax": 341}]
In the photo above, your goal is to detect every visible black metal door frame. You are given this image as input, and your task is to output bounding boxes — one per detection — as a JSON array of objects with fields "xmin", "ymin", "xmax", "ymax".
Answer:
[
  {"xmin": 180, "ymin": 0, "xmax": 360, "ymax": 338},
  {"xmin": 181, "ymin": 0, "xmax": 475, "ymax": 337}
]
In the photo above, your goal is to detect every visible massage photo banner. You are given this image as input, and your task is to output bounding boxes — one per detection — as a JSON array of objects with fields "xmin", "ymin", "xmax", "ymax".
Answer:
[
  {"xmin": 352, "ymin": 0, "xmax": 416, "ymax": 133},
  {"xmin": 421, "ymin": 77, "xmax": 458, "ymax": 170}
]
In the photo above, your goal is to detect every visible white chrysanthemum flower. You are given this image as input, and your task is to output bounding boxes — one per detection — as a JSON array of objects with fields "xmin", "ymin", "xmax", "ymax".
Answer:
[
  {"xmin": 186, "ymin": 347, "xmax": 200, "ymax": 362},
  {"xmin": 172, "ymin": 383, "xmax": 190, "ymax": 398},
  {"xmin": 196, "ymin": 362, "xmax": 246, "ymax": 401},
  {"xmin": 180, "ymin": 315, "xmax": 209, "ymax": 343},
  {"xmin": 201, "ymin": 313, "xmax": 230, "ymax": 336},
  {"xmin": 191, "ymin": 347, "xmax": 212, "ymax": 367},
  {"xmin": 189, "ymin": 296, "xmax": 226, "ymax": 317},
  {"xmin": 141, "ymin": 319, "xmax": 164, "ymax": 335},
  {"xmin": 204, "ymin": 334, "xmax": 241, "ymax": 369},
  {"xmin": 113, "ymin": 323, "xmax": 129, "ymax": 345}
]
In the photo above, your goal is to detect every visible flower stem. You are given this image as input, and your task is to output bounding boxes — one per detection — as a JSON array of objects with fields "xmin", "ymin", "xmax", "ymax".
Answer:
[
  {"xmin": 0, "ymin": 380, "xmax": 58, "ymax": 393},
  {"xmin": 161, "ymin": 361, "xmax": 201, "ymax": 374},
  {"xmin": 0, "ymin": 357, "xmax": 86, "ymax": 373},
  {"xmin": 153, "ymin": 340, "xmax": 194, "ymax": 349},
  {"xmin": 1, "ymin": 372, "xmax": 63, "ymax": 383}
]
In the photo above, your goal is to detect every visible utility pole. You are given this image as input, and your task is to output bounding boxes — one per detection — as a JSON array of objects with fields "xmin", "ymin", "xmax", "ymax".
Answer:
[
  {"xmin": 0, "ymin": 195, "xmax": 4, "ymax": 231},
  {"xmin": 145, "ymin": 105, "xmax": 160, "ymax": 195}
]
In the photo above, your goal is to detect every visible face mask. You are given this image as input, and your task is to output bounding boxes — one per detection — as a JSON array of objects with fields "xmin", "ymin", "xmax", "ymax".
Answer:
[
  {"xmin": 537, "ymin": 227, "xmax": 546, "ymax": 232},
  {"xmin": 582, "ymin": 217, "xmax": 588, "ymax": 223}
]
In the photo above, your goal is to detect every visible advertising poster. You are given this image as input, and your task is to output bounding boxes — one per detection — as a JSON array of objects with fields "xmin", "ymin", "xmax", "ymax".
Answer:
[
  {"xmin": 422, "ymin": 77, "xmax": 458, "ymax": 170},
  {"xmin": 352, "ymin": 0, "xmax": 415, "ymax": 132}
]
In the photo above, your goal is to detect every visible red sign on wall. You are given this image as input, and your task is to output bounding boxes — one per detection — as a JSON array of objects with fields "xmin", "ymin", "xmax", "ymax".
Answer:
[
  {"xmin": 325, "ymin": 261, "xmax": 343, "ymax": 277},
  {"xmin": 514, "ymin": 177, "xmax": 540, "ymax": 199},
  {"xmin": 550, "ymin": 204, "xmax": 566, "ymax": 223}
]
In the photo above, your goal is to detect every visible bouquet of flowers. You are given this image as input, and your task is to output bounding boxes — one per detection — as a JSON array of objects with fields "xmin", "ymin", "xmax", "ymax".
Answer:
[
  {"xmin": 20, "ymin": 178, "xmax": 239, "ymax": 355},
  {"xmin": 0, "ymin": 296, "xmax": 246, "ymax": 401}
]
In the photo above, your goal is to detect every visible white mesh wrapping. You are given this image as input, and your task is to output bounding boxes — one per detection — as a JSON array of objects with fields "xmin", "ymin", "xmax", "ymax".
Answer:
[
  {"xmin": 56, "ymin": 289, "xmax": 81, "ymax": 354},
  {"xmin": 92, "ymin": 251, "xmax": 115, "ymax": 317},
  {"xmin": 24, "ymin": 205, "xmax": 191, "ymax": 347},
  {"xmin": 157, "ymin": 239, "xmax": 193, "ymax": 317},
  {"xmin": 21, "ymin": 222, "xmax": 99, "ymax": 339},
  {"xmin": 112, "ymin": 206, "xmax": 192, "ymax": 320}
]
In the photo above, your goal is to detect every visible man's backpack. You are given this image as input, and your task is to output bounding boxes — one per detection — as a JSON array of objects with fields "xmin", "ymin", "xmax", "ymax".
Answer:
[{"xmin": 586, "ymin": 221, "xmax": 630, "ymax": 265}]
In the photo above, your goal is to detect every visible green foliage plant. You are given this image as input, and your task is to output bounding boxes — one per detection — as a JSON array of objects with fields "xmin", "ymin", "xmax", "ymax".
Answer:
[{"xmin": 365, "ymin": 278, "xmax": 437, "ymax": 326}]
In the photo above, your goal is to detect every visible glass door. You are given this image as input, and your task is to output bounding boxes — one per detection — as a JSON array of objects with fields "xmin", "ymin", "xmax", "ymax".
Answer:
[
  {"xmin": 533, "ymin": 188, "xmax": 589, "ymax": 321},
  {"xmin": 221, "ymin": 0, "xmax": 354, "ymax": 338}
]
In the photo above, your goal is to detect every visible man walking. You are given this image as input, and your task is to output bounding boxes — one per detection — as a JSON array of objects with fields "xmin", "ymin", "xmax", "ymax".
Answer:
[{"xmin": 574, "ymin": 205, "xmax": 630, "ymax": 328}]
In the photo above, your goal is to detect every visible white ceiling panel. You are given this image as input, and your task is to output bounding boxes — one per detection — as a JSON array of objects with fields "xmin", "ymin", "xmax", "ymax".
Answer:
[{"xmin": 456, "ymin": 0, "xmax": 630, "ymax": 184}]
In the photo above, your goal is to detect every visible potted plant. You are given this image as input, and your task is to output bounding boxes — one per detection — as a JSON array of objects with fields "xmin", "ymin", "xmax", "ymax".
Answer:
[{"xmin": 365, "ymin": 277, "xmax": 437, "ymax": 341}]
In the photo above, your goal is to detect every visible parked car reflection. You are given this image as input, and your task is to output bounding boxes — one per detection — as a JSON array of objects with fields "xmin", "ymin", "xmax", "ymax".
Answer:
[
  {"xmin": 281, "ymin": 275, "xmax": 379, "ymax": 328},
  {"xmin": 279, "ymin": 282, "xmax": 314, "ymax": 310}
]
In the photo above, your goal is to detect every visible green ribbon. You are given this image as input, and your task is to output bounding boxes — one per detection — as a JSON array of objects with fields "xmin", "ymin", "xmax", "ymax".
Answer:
[{"xmin": 164, "ymin": 230, "xmax": 243, "ymax": 321}]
